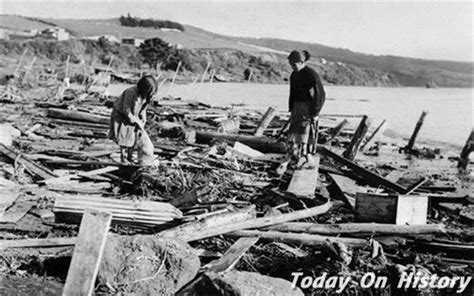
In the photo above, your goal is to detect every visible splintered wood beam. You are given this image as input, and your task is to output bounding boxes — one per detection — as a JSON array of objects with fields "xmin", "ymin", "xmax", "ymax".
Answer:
[
  {"xmin": 62, "ymin": 209, "xmax": 112, "ymax": 296},
  {"xmin": 361, "ymin": 119, "xmax": 387, "ymax": 151},
  {"xmin": 205, "ymin": 237, "xmax": 259, "ymax": 273},
  {"xmin": 264, "ymin": 222, "xmax": 446, "ymax": 236},
  {"xmin": 227, "ymin": 230, "xmax": 367, "ymax": 248},
  {"xmin": 0, "ymin": 144, "xmax": 57, "ymax": 180},
  {"xmin": 406, "ymin": 111, "xmax": 428, "ymax": 150},
  {"xmin": 0, "ymin": 237, "xmax": 77, "ymax": 250},
  {"xmin": 319, "ymin": 147, "xmax": 407, "ymax": 193},
  {"xmin": 343, "ymin": 115, "xmax": 369, "ymax": 160},
  {"xmin": 254, "ymin": 107, "xmax": 276, "ymax": 136},
  {"xmin": 47, "ymin": 108, "xmax": 110, "ymax": 125}
]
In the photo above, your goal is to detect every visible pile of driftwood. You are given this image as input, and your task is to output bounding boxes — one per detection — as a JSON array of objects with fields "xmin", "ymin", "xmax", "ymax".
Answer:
[{"xmin": 0, "ymin": 77, "xmax": 473, "ymax": 295}]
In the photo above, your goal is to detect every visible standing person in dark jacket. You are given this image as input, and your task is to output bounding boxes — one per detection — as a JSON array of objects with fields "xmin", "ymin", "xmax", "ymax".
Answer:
[{"xmin": 287, "ymin": 49, "xmax": 326, "ymax": 167}]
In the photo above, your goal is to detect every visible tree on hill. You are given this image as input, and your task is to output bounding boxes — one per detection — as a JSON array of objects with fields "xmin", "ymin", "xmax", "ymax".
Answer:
[{"xmin": 139, "ymin": 38, "xmax": 175, "ymax": 70}]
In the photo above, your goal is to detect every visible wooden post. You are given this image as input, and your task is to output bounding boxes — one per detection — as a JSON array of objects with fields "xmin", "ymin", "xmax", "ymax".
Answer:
[
  {"xmin": 62, "ymin": 209, "xmax": 112, "ymax": 296},
  {"xmin": 254, "ymin": 107, "xmax": 276, "ymax": 136},
  {"xmin": 327, "ymin": 119, "xmax": 348, "ymax": 141},
  {"xmin": 406, "ymin": 111, "xmax": 428, "ymax": 150},
  {"xmin": 14, "ymin": 49, "xmax": 28, "ymax": 76},
  {"xmin": 21, "ymin": 57, "xmax": 36, "ymax": 84},
  {"xmin": 458, "ymin": 129, "xmax": 474, "ymax": 169},
  {"xmin": 204, "ymin": 237, "xmax": 259, "ymax": 273},
  {"xmin": 166, "ymin": 61, "xmax": 182, "ymax": 96},
  {"xmin": 342, "ymin": 115, "xmax": 369, "ymax": 160},
  {"xmin": 193, "ymin": 62, "xmax": 211, "ymax": 100},
  {"xmin": 65, "ymin": 55, "xmax": 70, "ymax": 79},
  {"xmin": 361, "ymin": 119, "xmax": 387, "ymax": 151}
]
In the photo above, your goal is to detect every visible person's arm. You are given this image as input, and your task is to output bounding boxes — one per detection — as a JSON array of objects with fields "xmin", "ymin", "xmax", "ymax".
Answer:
[
  {"xmin": 139, "ymin": 103, "xmax": 148, "ymax": 125},
  {"xmin": 289, "ymin": 73, "xmax": 294, "ymax": 112},
  {"xmin": 122, "ymin": 91, "xmax": 144, "ymax": 129},
  {"xmin": 310, "ymin": 72, "xmax": 326, "ymax": 117}
]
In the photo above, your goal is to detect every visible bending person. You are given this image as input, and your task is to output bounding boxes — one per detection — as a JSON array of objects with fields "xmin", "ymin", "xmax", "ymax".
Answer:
[{"xmin": 109, "ymin": 75, "xmax": 157, "ymax": 163}]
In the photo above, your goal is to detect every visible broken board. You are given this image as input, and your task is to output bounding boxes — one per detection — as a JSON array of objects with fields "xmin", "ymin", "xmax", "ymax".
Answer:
[
  {"xmin": 287, "ymin": 156, "xmax": 320, "ymax": 198},
  {"xmin": 62, "ymin": 209, "xmax": 112, "ymax": 296}
]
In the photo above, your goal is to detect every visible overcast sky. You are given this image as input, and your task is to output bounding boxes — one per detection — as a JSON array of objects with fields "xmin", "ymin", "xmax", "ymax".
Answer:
[{"xmin": 1, "ymin": 0, "xmax": 472, "ymax": 62}]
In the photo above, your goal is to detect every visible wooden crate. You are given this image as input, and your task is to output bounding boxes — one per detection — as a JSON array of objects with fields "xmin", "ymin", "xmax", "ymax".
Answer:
[{"xmin": 355, "ymin": 193, "xmax": 428, "ymax": 225}]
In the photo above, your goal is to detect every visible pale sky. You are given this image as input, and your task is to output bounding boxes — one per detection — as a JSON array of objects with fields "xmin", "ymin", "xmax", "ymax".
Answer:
[{"xmin": 1, "ymin": 0, "xmax": 472, "ymax": 62}]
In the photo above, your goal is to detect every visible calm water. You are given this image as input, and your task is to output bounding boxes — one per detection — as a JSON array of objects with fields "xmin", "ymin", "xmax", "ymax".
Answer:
[{"xmin": 109, "ymin": 82, "xmax": 473, "ymax": 148}]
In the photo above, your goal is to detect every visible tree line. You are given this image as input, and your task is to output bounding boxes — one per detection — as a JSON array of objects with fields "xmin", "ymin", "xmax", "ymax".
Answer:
[{"xmin": 119, "ymin": 14, "xmax": 185, "ymax": 32}]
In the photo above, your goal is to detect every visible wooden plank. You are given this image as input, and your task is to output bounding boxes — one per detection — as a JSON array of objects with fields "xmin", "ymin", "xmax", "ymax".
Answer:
[
  {"xmin": 355, "ymin": 192, "xmax": 398, "ymax": 223},
  {"xmin": 0, "ymin": 143, "xmax": 57, "ymax": 180},
  {"xmin": 205, "ymin": 237, "xmax": 259, "ymax": 273},
  {"xmin": 47, "ymin": 108, "xmax": 110, "ymax": 125},
  {"xmin": 343, "ymin": 115, "xmax": 370, "ymax": 160},
  {"xmin": 327, "ymin": 173, "xmax": 357, "ymax": 210},
  {"xmin": 62, "ymin": 209, "xmax": 112, "ymax": 296},
  {"xmin": 43, "ymin": 166, "xmax": 118, "ymax": 185},
  {"xmin": 0, "ymin": 237, "xmax": 77, "ymax": 250},
  {"xmin": 396, "ymin": 195, "xmax": 428, "ymax": 225},
  {"xmin": 361, "ymin": 119, "xmax": 387, "ymax": 151},
  {"xmin": 287, "ymin": 157, "xmax": 320, "ymax": 198},
  {"xmin": 228, "ymin": 230, "xmax": 367, "ymax": 248},
  {"xmin": 319, "ymin": 147, "xmax": 407, "ymax": 193},
  {"xmin": 404, "ymin": 177, "xmax": 428, "ymax": 194},
  {"xmin": 254, "ymin": 107, "xmax": 276, "ymax": 136},
  {"xmin": 0, "ymin": 190, "xmax": 20, "ymax": 218},
  {"xmin": 0, "ymin": 200, "xmax": 34, "ymax": 223},
  {"xmin": 265, "ymin": 222, "xmax": 445, "ymax": 235},
  {"xmin": 159, "ymin": 200, "xmax": 331, "ymax": 242},
  {"xmin": 232, "ymin": 142, "xmax": 264, "ymax": 158},
  {"xmin": 273, "ymin": 242, "xmax": 308, "ymax": 257},
  {"xmin": 326, "ymin": 119, "xmax": 348, "ymax": 141}
]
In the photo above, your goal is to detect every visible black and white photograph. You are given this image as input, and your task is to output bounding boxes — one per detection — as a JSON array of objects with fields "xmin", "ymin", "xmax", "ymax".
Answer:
[{"xmin": 0, "ymin": 1, "xmax": 472, "ymax": 295}]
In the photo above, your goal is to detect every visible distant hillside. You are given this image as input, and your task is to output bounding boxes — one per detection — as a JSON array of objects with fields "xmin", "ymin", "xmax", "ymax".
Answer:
[{"xmin": 1, "ymin": 15, "xmax": 472, "ymax": 87}]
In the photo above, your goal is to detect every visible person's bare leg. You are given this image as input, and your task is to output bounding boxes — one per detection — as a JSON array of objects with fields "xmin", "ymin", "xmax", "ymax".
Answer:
[
  {"xmin": 120, "ymin": 147, "xmax": 126, "ymax": 163},
  {"xmin": 126, "ymin": 147, "xmax": 134, "ymax": 162}
]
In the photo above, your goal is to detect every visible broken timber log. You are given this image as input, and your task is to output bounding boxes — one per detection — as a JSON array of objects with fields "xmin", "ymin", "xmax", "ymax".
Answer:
[
  {"xmin": 47, "ymin": 108, "xmax": 110, "ymax": 125},
  {"xmin": 458, "ymin": 129, "xmax": 474, "ymax": 169},
  {"xmin": 0, "ymin": 143, "xmax": 57, "ymax": 180},
  {"xmin": 0, "ymin": 237, "xmax": 77, "ymax": 250},
  {"xmin": 63, "ymin": 209, "xmax": 111, "ymax": 296},
  {"xmin": 405, "ymin": 111, "xmax": 427, "ymax": 151},
  {"xmin": 318, "ymin": 147, "xmax": 407, "ymax": 193},
  {"xmin": 228, "ymin": 230, "xmax": 367, "ymax": 248},
  {"xmin": 196, "ymin": 130, "xmax": 286, "ymax": 153},
  {"xmin": 343, "ymin": 115, "xmax": 369, "ymax": 160},
  {"xmin": 159, "ymin": 200, "xmax": 331, "ymax": 242},
  {"xmin": 361, "ymin": 119, "xmax": 387, "ymax": 151},
  {"xmin": 326, "ymin": 119, "xmax": 348, "ymax": 141},
  {"xmin": 254, "ymin": 107, "xmax": 276, "ymax": 136},
  {"xmin": 264, "ymin": 222, "xmax": 446, "ymax": 236},
  {"xmin": 204, "ymin": 237, "xmax": 259, "ymax": 273}
]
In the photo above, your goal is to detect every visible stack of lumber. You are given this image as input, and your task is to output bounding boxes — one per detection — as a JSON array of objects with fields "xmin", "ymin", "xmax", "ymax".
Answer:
[{"xmin": 53, "ymin": 196, "xmax": 182, "ymax": 227}]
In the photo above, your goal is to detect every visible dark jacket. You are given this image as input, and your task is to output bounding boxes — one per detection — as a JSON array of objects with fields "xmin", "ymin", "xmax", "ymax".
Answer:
[{"xmin": 289, "ymin": 66, "xmax": 326, "ymax": 117}]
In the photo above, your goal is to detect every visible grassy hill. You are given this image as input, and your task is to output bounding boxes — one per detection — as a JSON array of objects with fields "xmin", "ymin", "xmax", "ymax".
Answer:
[{"xmin": 1, "ymin": 15, "xmax": 472, "ymax": 87}]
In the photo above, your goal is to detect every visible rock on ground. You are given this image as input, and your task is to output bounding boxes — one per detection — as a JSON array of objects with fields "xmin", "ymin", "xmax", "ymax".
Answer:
[
  {"xmin": 201, "ymin": 271, "xmax": 304, "ymax": 296},
  {"xmin": 98, "ymin": 235, "xmax": 200, "ymax": 295}
]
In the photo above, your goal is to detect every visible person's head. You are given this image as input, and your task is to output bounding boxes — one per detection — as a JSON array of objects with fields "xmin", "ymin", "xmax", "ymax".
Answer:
[
  {"xmin": 137, "ymin": 75, "xmax": 158, "ymax": 103},
  {"xmin": 288, "ymin": 50, "xmax": 310, "ymax": 71}
]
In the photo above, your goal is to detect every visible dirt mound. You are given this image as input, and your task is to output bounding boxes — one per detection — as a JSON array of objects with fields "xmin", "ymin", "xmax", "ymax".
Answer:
[{"xmin": 98, "ymin": 235, "xmax": 200, "ymax": 295}]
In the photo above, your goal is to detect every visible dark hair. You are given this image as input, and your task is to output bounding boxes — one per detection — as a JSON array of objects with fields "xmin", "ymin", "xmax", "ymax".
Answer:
[
  {"xmin": 137, "ymin": 75, "xmax": 157, "ymax": 101},
  {"xmin": 288, "ymin": 50, "xmax": 311, "ymax": 63},
  {"xmin": 302, "ymin": 50, "xmax": 311, "ymax": 61}
]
